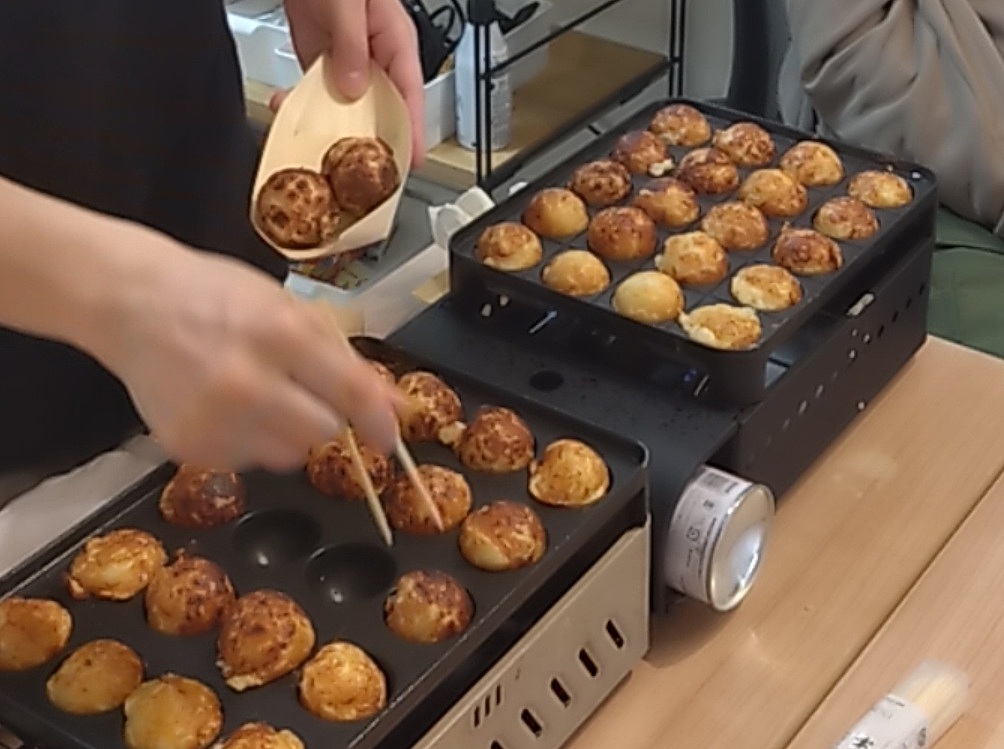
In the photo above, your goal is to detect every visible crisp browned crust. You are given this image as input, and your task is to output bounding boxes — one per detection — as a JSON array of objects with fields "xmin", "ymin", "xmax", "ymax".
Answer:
[
  {"xmin": 299, "ymin": 641, "xmax": 387, "ymax": 722},
  {"xmin": 700, "ymin": 201, "xmax": 770, "ymax": 251},
  {"xmin": 306, "ymin": 431, "xmax": 393, "ymax": 500},
  {"xmin": 145, "ymin": 553, "xmax": 235, "ymax": 637},
  {"xmin": 813, "ymin": 196, "xmax": 880, "ymax": 240},
  {"xmin": 648, "ymin": 104, "xmax": 711, "ymax": 147},
  {"xmin": 587, "ymin": 206, "xmax": 658, "ymax": 262},
  {"xmin": 631, "ymin": 177, "xmax": 701, "ymax": 228},
  {"xmin": 712, "ymin": 122, "xmax": 776, "ymax": 167},
  {"xmin": 321, "ymin": 136, "xmax": 400, "ymax": 217},
  {"xmin": 522, "ymin": 187, "xmax": 590, "ymax": 239},
  {"xmin": 656, "ymin": 231, "xmax": 729, "ymax": 287},
  {"xmin": 383, "ymin": 464, "xmax": 472, "ymax": 534},
  {"xmin": 159, "ymin": 466, "xmax": 247, "ymax": 529},
  {"xmin": 459, "ymin": 500, "xmax": 548, "ymax": 571},
  {"xmin": 567, "ymin": 159, "xmax": 632, "ymax": 207},
  {"xmin": 771, "ymin": 226, "xmax": 844, "ymax": 276},
  {"xmin": 475, "ymin": 222, "xmax": 544, "ymax": 271},
  {"xmin": 255, "ymin": 167, "xmax": 343, "ymax": 249},
  {"xmin": 384, "ymin": 570, "xmax": 473, "ymax": 643},
  {"xmin": 674, "ymin": 148, "xmax": 740, "ymax": 195}
]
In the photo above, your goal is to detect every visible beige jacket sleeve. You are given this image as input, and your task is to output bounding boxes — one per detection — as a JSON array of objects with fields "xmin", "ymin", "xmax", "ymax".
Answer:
[{"xmin": 777, "ymin": 0, "xmax": 1004, "ymax": 235}]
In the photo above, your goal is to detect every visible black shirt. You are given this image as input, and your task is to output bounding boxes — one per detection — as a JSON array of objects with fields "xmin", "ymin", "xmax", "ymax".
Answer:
[{"xmin": 0, "ymin": 1, "xmax": 287, "ymax": 471}]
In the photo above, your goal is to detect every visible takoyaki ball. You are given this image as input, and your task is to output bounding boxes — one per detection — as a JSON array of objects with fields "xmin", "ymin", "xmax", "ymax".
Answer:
[
  {"xmin": 255, "ymin": 168, "xmax": 342, "ymax": 249},
  {"xmin": 0, "ymin": 597, "xmax": 72, "ymax": 671},
  {"xmin": 712, "ymin": 122, "xmax": 775, "ymax": 167},
  {"xmin": 321, "ymin": 136, "xmax": 400, "ymax": 217},
  {"xmin": 459, "ymin": 500, "xmax": 547, "ymax": 572},
  {"xmin": 383, "ymin": 464, "xmax": 472, "ymax": 534},
  {"xmin": 522, "ymin": 187, "xmax": 589, "ymax": 239},
  {"xmin": 655, "ymin": 232, "xmax": 729, "ymax": 287},
  {"xmin": 700, "ymin": 201, "xmax": 770, "ymax": 251},
  {"xmin": 46, "ymin": 639, "xmax": 143, "ymax": 715},
  {"xmin": 675, "ymin": 148, "xmax": 740, "ymax": 195},
  {"xmin": 730, "ymin": 264, "xmax": 803, "ymax": 311},
  {"xmin": 541, "ymin": 249, "xmax": 611, "ymax": 297},
  {"xmin": 159, "ymin": 465, "xmax": 247, "ymax": 530},
  {"xmin": 567, "ymin": 159, "xmax": 632, "ymax": 207},
  {"xmin": 384, "ymin": 570, "xmax": 473, "ymax": 643},
  {"xmin": 528, "ymin": 439, "xmax": 611, "ymax": 507},
  {"xmin": 813, "ymin": 196, "xmax": 880, "ymax": 240},
  {"xmin": 217, "ymin": 590, "xmax": 316, "ymax": 692},
  {"xmin": 771, "ymin": 225, "xmax": 844, "ymax": 276},
  {"xmin": 612, "ymin": 271, "xmax": 685, "ymax": 324},
  {"xmin": 611, "ymin": 130, "xmax": 669, "ymax": 175},
  {"xmin": 145, "ymin": 554, "xmax": 236, "ymax": 637},
  {"xmin": 299, "ymin": 641, "xmax": 387, "ymax": 722},
  {"xmin": 631, "ymin": 177, "xmax": 700, "ymax": 228},
  {"xmin": 780, "ymin": 140, "xmax": 844, "ymax": 187},
  {"xmin": 67, "ymin": 528, "xmax": 167, "ymax": 601},
  {"xmin": 678, "ymin": 304, "xmax": 763, "ymax": 351},
  {"xmin": 648, "ymin": 103, "xmax": 712, "ymax": 147},
  {"xmin": 367, "ymin": 359, "xmax": 397, "ymax": 386},
  {"xmin": 123, "ymin": 674, "xmax": 222, "ymax": 749},
  {"xmin": 216, "ymin": 723, "xmax": 305, "ymax": 749},
  {"xmin": 306, "ymin": 430, "xmax": 393, "ymax": 501},
  {"xmin": 587, "ymin": 206, "xmax": 658, "ymax": 262},
  {"xmin": 475, "ymin": 222, "xmax": 543, "ymax": 271},
  {"xmin": 847, "ymin": 170, "xmax": 913, "ymax": 208},
  {"xmin": 738, "ymin": 168, "xmax": 808, "ymax": 218},
  {"xmin": 397, "ymin": 370, "xmax": 464, "ymax": 443},
  {"xmin": 446, "ymin": 406, "xmax": 536, "ymax": 473}
]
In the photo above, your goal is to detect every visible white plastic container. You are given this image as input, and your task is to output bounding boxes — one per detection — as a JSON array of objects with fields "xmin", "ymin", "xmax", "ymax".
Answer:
[{"xmin": 454, "ymin": 0, "xmax": 512, "ymax": 151}]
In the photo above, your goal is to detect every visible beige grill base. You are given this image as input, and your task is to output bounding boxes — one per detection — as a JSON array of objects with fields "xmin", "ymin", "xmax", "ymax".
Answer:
[{"xmin": 412, "ymin": 522, "xmax": 651, "ymax": 749}]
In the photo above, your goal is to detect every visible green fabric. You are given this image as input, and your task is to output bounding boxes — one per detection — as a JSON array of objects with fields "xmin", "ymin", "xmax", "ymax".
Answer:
[{"xmin": 928, "ymin": 208, "xmax": 1004, "ymax": 359}]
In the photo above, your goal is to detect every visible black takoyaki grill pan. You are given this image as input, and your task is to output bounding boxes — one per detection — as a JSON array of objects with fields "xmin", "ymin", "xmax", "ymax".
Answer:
[{"xmin": 0, "ymin": 339, "xmax": 648, "ymax": 749}]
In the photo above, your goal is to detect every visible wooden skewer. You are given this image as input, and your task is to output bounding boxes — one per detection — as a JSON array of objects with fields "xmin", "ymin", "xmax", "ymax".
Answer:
[
  {"xmin": 394, "ymin": 432, "xmax": 445, "ymax": 532},
  {"xmin": 344, "ymin": 428, "xmax": 394, "ymax": 547}
]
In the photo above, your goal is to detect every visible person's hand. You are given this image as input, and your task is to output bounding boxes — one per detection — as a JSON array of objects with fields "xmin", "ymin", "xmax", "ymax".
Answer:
[{"xmin": 282, "ymin": 0, "xmax": 425, "ymax": 166}]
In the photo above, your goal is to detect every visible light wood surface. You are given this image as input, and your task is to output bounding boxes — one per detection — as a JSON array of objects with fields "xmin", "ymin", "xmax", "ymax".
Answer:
[{"xmin": 565, "ymin": 336, "xmax": 1004, "ymax": 749}]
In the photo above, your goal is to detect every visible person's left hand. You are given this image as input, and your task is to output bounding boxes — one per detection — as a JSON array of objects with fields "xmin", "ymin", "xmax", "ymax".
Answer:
[{"xmin": 281, "ymin": 0, "xmax": 425, "ymax": 166}]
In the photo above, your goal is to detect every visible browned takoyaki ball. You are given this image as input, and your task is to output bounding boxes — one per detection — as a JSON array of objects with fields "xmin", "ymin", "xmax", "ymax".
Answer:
[
  {"xmin": 383, "ymin": 464, "xmax": 472, "ymax": 534},
  {"xmin": 631, "ymin": 177, "xmax": 701, "ymax": 228},
  {"xmin": 159, "ymin": 465, "xmax": 247, "ymax": 530},
  {"xmin": 780, "ymin": 140, "xmax": 845, "ymax": 187},
  {"xmin": 123, "ymin": 674, "xmax": 222, "ymax": 749},
  {"xmin": 700, "ymin": 201, "xmax": 770, "ymax": 251},
  {"xmin": 306, "ymin": 430, "xmax": 393, "ymax": 501},
  {"xmin": 459, "ymin": 500, "xmax": 548, "ymax": 572},
  {"xmin": 217, "ymin": 590, "xmax": 316, "ymax": 692},
  {"xmin": 0, "ymin": 597, "xmax": 72, "ymax": 671},
  {"xmin": 67, "ymin": 529, "xmax": 167, "ymax": 601},
  {"xmin": 540, "ymin": 249, "xmax": 611, "ymax": 297},
  {"xmin": 567, "ymin": 159, "xmax": 633, "ymax": 207},
  {"xmin": 528, "ymin": 439, "xmax": 611, "ymax": 507},
  {"xmin": 612, "ymin": 271, "xmax": 685, "ymax": 324},
  {"xmin": 397, "ymin": 370, "xmax": 464, "ymax": 443},
  {"xmin": 475, "ymin": 222, "xmax": 544, "ymax": 271},
  {"xmin": 655, "ymin": 232, "xmax": 729, "ymax": 287},
  {"xmin": 771, "ymin": 225, "xmax": 844, "ymax": 276},
  {"xmin": 847, "ymin": 170, "xmax": 914, "ymax": 208},
  {"xmin": 813, "ymin": 196, "xmax": 880, "ymax": 240},
  {"xmin": 384, "ymin": 570, "xmax": 474, "ymax": 643},
  {"xmin": 674, "ymin": 148, "xmax": 740, "ymax": 195},
  {"xmin": 730, "ymin": 264, "xmax": 804, "ymax": 311},
  {"xmin": 321, "ymin": 136, "xmax": 400, "ymax": 217},
  {"xmin": 145, "ymin": 554, "xmax": 236, "ymax": 637},
  {"xmin": 587, "ymin": 206, "xmax": 658, "ymax": 262},
  {"xmin": 522, "ymin": 187, "xmax": 590, "ymax": 239},
  {"xmin": 678, "ymin": 304, "xmax": 763, "ymax": 351},
  {"xmin": 255, "ymin": 168, "xmax": 342, "ymax": 249},
  {"xmin": 738, "ymin": 168, "xmax": 808, "ymax": 218},
  {"xmin": 299, "ymin": 641, "xmax": 387, "ymax": 722},
  {"xmin": 215, "ymin": 723, "xmax": 305, "ymax": 749},
  {"xmin": 443, "ymin": 406, "xmax": 535, "ymax": 473},
  {"xmin": 611, "ymin": 130, "xmax": 669, "ymax": 175},
  {"xmin": 46, "ymin": 639, "xmax": 143, "ymax": 715},
  {"xmin": 648, "ymin": 103, "xmax": 712, "ymax": 147},
  {"xmin": 712, "ymin": 122, "xmax": 775, "ymax": 167}
]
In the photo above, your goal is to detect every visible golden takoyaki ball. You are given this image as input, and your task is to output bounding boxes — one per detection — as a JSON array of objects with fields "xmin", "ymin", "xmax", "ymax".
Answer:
[
  {"xmin": 444, "ymin": 406, "xmax": 536, "ymax": 473},
  {"xmin": 522, "ymin": 187, "xmax": 590, "ymax": 239},
  {"xmin": 384, "ymin": 570, "xmax": 473, "ymax": 643},
  {"xmin": 217, "ymin": 590, "xmax": 316, "ymax": 692},
  {"xmin": 675, "ymin": 148, "xmax": 740, "ymax": 195},
  {"xmin": 730, "ymin": 264, "xmax": 804, "ymax": 311},
  {"xmin": 813, "ymin": 196, "xmax": 879, "ymax": 240},
  {"xmin": 306, "ymin": 430, "xmax": 393, "ymax": 501},
  {"xmin": 321, "ymin": 136, "xmax": 400, "ymax": 217},
  {"xmin": 254, "ymin": 168, "xmax": 342, "ymax": 249},
  {"xmin": 738, "ymin": 168, "xmax": 808, "ymax": 218},
  {"xmin": 215, "ymin": 723, "xmax": 305, "ymax": 749},
  {"xmin": 780, "ymin": 140, "xmax": 844, "ymax": 187},
  {"xmin": 678, "ymin": 304, "xmax": 763, "ymax": 351},
  {"xmin": 567, "ymin": 159, "xmax": 633, "ymax": 207},
  {"xmin": 397, "ymin": 370, "xmax": 464, "ymax": 443},
  {"xmin": 459, "ymin": 501, "xmax": 548, "ymax": 572},
  {"xmin": 587, "ymin": 206, "xmax": 658, "ymax": 262},
  {"xmin": 528, "ymin": 439, "xmax": 611, "ymax": 507},
  {"xmin": 475, "ymin": 222, "xmax": 543, "ymax": 272},
  {"xmin": 612, "ymin": 271, "xmax": 685, "ymax": 324},
  {"xmin": 46, "ymin": 639, "xmax": 143, "ymax": 715},
  {"xmin": 383, "ymin": 464, "xmax": 472, "ymax": 534},
  {"xmin": 631, "ymin": 177, "xmax": 700, "ymax": 228},
  {"xmin": 771, "ymin": 225, "xmax": 844, "ymax": 276},
  {"xmin": 159, "ymin": 465, "xmax": 247, "ymax": 530},
  {"xmin": 847, "ymin": 170, "xmax": 913, "ymax": 208},
  {"xmin": 700, "ymin": 201, "xmax": 770, "ymax": 251},
  {"xmin": 67, "ymin": 529, "xmax": 167, "ymax": 601},
  {"xmin": 145, "ymin": 554, "xmax": 236, "ymax": 637},
  {"xmin": 540, "ymin": 249, "xmax": 611, "ymax": 297},
  {"xmin": 655, "ymin": 231, "xmax": 729, "ymax": 287},
  {"xmin": 123, "ymin": 674, "xmax": 222, "ymax": 749},
  {"xmin": 367, "ymin": 359, "xmax": 397, "ymax": 386},
  {"xmin": 0, "ymin": 597, "xmax": 72, "ymax": 671},
  {"xmin": 648, "ymin": 103, "xmax": 712, "ymax": 147},
  {"xmin": 611, "ymin": 130, "xmax": 669, "ymax": 174},
  {"xmin": 299, "ymin": 641, "xmax": 387, "ymax": 722},
  {"xmin": 712, "ymin": 122, "xmax": 775, "ymax": 167}
]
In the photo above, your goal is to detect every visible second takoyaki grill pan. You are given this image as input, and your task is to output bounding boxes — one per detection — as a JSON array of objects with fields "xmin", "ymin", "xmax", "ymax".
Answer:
[{"xmin": 0, "ymin": 339, "xmax": 648, "ymax": 749}]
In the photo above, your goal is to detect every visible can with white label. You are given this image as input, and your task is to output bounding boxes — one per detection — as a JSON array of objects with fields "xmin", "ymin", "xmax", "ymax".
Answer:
[{"xmin": 663, "ymin": 465, "xmax": 775, "ymax": 611}]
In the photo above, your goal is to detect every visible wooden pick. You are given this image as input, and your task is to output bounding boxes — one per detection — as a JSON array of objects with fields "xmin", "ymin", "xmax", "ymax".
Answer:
[
  {"xmin": 344, "ymin": 428, "xmax": 394, "ymax": 547},
  {"xmin": 394, "ymin": 432, "xmax": 445, "ymax": 532}
]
